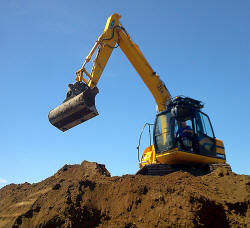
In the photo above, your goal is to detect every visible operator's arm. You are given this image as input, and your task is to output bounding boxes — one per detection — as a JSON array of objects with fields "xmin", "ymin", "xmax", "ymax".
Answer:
[
  {"xmin": 76, "ymin": 13, "xmax": 171, "ymax": 112},
  {"xmin": 183, "ymin": 126, "xmax": 193, "ymax": 135}
]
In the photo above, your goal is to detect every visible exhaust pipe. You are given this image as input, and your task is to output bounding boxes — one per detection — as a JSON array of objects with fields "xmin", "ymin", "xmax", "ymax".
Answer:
[{"xmin": 48, "ymin": 82, "xmax": 99, "ymax": 132}]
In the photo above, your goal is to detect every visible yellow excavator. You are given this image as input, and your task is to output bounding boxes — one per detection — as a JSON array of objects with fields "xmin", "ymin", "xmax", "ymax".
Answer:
[{"xmin": 48, "ymin": 13, "xmax": 231, "ymax": 175}]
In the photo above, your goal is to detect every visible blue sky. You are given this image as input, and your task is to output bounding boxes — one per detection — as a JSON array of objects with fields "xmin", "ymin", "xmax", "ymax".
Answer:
[{"xmin": 0, "ymin": 0, "xmax": 249, "ymax": 188}]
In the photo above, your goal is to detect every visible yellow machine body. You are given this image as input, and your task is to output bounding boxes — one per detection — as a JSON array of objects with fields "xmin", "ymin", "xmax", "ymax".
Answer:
[
  {"xmin": 49, "ymin": 13, "xmax": 230, "ymax": 174},
  {"xmin": 139, "ymin": 138, "xmax": 226, "ymax": 169}
]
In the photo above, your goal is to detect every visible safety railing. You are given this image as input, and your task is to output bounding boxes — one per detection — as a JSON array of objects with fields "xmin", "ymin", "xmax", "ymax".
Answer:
[{"xmin": 137, "ymin": 123, "xmax": 154, "ymax": 161}]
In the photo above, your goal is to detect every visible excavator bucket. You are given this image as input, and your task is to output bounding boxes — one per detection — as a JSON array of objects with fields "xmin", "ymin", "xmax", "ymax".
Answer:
[{"xmin": 48, "ymin": 81, "xmax": 99, "ymax": 132}]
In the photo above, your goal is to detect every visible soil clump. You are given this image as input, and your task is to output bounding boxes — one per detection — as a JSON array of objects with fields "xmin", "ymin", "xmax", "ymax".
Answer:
[{"xmin": 0, "ymin": 161, "xmax": 249, "ymax": 228}]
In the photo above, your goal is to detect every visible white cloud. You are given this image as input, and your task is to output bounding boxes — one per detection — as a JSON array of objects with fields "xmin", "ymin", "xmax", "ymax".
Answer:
[{"xmin": 0, "ymin": 178, "xmax": 8, "ymax": 184}]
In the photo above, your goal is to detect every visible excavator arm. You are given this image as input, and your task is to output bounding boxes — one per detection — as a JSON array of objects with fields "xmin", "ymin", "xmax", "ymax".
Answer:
[
  {"xmin": 48, "ymin": 13, "xmax": 171, "ymax": 131},
  {"xmin": 78, "ymin": 13, "xmax": 171, "ymax": 111}
]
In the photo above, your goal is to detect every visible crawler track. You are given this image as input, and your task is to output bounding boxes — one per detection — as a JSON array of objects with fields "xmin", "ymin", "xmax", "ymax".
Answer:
[{"xmin": 136, "ymin": 163, "xmax": 232, "ymax": 176}]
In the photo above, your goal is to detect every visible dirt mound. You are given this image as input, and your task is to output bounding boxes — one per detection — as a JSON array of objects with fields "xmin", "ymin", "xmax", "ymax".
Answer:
[{"xmin": 0, "ymin": 161, "xmax": 249, "ymax": 228}]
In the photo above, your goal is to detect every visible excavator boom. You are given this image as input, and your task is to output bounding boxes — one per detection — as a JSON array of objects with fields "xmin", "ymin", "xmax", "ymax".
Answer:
[{"xmin": 48, "ymin": 13, "xmax": 171, "ymax": 131}]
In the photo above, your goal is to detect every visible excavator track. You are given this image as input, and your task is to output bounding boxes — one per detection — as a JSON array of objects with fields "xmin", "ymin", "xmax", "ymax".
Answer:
[
  {"xmin": 136, "ymin": 163, "xmax": 232, "ymax": 176},
  {"xmin": 208, "ymin": 163, "xmax": 232, "ymax": 172}
]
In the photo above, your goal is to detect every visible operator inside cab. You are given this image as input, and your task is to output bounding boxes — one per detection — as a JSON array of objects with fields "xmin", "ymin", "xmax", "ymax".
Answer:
[{"xmin": 176, "ymin": 121, "xmax": 193, "ymax": 150}]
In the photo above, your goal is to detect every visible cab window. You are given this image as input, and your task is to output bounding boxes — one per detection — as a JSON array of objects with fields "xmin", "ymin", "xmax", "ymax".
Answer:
[
  {"xmin": 195, "ymin": 112, "xmax": 214, "ymax": 138},
  {"xmin": 154, "ymin": 112, "xmax": 175, "ymax": 153}
]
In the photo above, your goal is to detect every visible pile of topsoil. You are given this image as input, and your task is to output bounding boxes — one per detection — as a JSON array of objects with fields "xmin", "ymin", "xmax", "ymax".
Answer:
[{"xmin": 0, "ymin": 161, "xmax": 249, "ymax": 228}]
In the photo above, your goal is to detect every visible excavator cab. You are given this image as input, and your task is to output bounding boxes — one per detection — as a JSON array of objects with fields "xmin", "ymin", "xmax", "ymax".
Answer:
[
  {"xmin": 138, "ymin": 96, "xmax": 228, "ymax": 175},
  {"xmin": 154, "ymin": 96, "xmax": 217, "ymax": 157},
  {"xmin": 48, "ymin": 81, "xmax": 99, "ymax": 132}
]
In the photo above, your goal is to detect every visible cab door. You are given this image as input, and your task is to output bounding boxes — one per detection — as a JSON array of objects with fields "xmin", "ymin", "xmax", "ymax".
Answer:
[{"xmin": 194, "ymin": 111, "xmax": 216, "ymax": 156}]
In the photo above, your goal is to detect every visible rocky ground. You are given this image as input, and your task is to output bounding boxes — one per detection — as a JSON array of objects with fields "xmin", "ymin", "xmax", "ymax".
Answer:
[{"xmin": 0, "ymin": 161, "xmax": 249, "ymax": 228}]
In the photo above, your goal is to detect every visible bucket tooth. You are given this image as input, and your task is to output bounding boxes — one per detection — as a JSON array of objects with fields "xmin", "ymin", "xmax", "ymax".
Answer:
[{"xmin": 48, "ymin": 82, "xmax": 99, "ymax": 132}]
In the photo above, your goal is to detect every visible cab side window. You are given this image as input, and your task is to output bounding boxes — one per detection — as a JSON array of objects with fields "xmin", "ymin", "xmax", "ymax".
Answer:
[{"xmin": 195, "ymin": 112, "xmax": 214, "ymax": 138}]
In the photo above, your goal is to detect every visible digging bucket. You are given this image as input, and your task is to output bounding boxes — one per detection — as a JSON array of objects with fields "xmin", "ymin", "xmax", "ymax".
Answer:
[{"xmin": 48, "ymin": 82, "xmax": 99, "ymax": 132}]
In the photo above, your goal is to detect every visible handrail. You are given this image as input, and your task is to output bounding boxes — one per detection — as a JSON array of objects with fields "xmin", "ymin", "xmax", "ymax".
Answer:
[{"xmin": 137, "ymin": 123, "xmax": 154, "ymax": 161}]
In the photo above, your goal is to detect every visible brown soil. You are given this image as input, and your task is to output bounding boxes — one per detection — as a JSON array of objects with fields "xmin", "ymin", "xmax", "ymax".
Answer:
[{"xmin": 0, "ymin": 161, "xmax": 249, "ymax": 228}]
